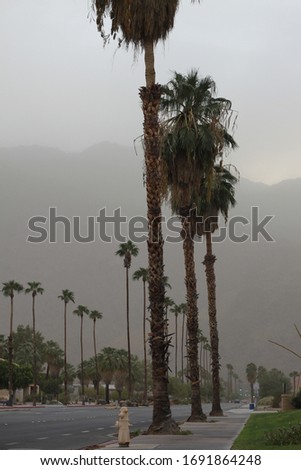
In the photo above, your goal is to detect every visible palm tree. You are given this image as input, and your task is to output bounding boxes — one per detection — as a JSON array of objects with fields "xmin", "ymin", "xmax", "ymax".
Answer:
[
  {"xmin": 93, "ymin": 0, "xmax": 202, "ymax": 434},
  {"xmin": 44, "ymin": 340, "xmax": 64, "ymax": 379},
  {"xmin": 160, "ymin": 70, "xmax": 237, "ymax": 421},
  {"xmin": 58, "ymin": 289, "xmax": 75, "ymax": 404},
  {"xmin": 116, "ymin": 240, "xmax": 139, "ymax": 400},
  {"xmin": 132, "ymin": 267, "xmax": 149, "ymax": 403},
  {"xmin": 2, "ymin": 280, "xmax": 24, "ymax": 406},
  {"xmin": 24, "ymin": 281, "xmax": 44, "ymax": 406},
  {"xmin": 73, "ymin": 305, "xmax": 89, "ymax": 404},
  {"xmin": 98, "ymin": 347, "xmax": 125, "ymax": 404},
  {"xmin": 197, "ymin": 165, "xmax": 238, "ymax": 416},
  {"xmin": 160, "ymin": 71, "xmax": 225, "ymax": 420},
  {"xmin": 246, "ymin": 363, "xmax": 257, "ymax": 405},
  {"xmin": 89, "ymin": 310, "xmax": 103, "ymax": 402}
]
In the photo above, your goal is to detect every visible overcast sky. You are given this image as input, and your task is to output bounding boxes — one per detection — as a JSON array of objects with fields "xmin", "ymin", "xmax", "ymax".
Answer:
[{"xmin": 1, "ymin": 0, "xmax": 301, "ymax": 184}]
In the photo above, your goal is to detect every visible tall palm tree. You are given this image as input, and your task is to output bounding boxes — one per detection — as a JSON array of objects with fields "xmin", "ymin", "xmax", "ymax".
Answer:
[
  {"xmin": 160, "ymin": 71, "xmax": 227, "ymax": 420},
  {"xmin": 93, "ymin": 0, "xmax": 201, "ymax": 434},
  {"xmin": 58, "ymin": 289, "xmax": 75, "ymax": 404},
  {"xmin": 24, "ymin": 281, "xmax": 44, "ymax": 406},
  {"xmin": 89, "ymin": 309, "xmax": 103, "ymax": 403},
  {"xmin": 132, "ymin": 267, "xmax": 149, "ymax": 403},
  {"xmin": 73, "ymin": 305, "xmax": 89, "ymax": 404},
  {"xmin": 246, "ymin": 363, "xmax": 257, "ymax": 405},
  {"xmin": 197, "ymin": 165, "xmax": 238, "ymax": 416},
  {"xmin": 116, "ymin": 240, "xmax": 139, "ymax": 400},
  {"xmin": 2, "ymin": 280, "xmax": 24, "ymax": 406}
]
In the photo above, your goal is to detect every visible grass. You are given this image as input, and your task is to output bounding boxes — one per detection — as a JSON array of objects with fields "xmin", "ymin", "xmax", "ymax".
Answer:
[{"xmin": 231, "ymin": 409, "xmax": 301, "ymax": 450}]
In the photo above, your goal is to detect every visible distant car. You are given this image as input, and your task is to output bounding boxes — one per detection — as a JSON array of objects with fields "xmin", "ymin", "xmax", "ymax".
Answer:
[
  {"xmin": 0, "ymin": 399, "xmax": 9, "ymax": 406},
  {"xmin": 234, "ymin": 399, "xmax": 240, "ymax": 404}
]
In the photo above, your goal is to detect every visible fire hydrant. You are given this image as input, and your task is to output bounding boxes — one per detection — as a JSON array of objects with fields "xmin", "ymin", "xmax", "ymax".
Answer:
[{"xmin": 116, "ymin": 406, "xmax": 131, "ymax": 447}]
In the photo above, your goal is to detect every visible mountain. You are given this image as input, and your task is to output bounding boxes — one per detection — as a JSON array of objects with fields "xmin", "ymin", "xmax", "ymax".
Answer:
[{"xmin": 0, "ymin": 142, "xmax": 300, "ymax": 385}]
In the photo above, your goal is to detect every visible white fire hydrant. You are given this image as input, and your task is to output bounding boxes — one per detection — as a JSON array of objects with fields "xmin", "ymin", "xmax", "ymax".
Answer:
[{"xmin": 116, "ymin": 406, "xmax": 131, "ymax": 447}]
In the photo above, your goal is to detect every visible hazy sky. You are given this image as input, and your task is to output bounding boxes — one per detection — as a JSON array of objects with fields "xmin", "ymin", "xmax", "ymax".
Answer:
[{"xmin": 1, "ymin": 0, "xmax": 301, "ymax": 184}]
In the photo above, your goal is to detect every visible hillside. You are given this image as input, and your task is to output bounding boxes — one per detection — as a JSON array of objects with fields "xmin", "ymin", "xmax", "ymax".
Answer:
[{"xmin": 0, "ymin": 142, "xmax": 300, "ymax": 384}]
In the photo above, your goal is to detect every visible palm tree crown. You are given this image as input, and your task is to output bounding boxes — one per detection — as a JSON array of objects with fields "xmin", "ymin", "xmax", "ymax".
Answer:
[
  {"xmin": 116, "ymin": 240, "xmax": 139, "ymax": 269},
  {"xmin": 2, "ymin": 281, "xmax": 24, "ymax": 299},
  {"xmin": 58, "ymin": 289, "xmax": 75, "ymax": 305},
  {"xmin": 160, "ymin": 69, "xmax": 237, "ymax": 213},
  {"xmin": 25, "ymin": 281, "xmax": 44, "ymax": 297},
  {"xmin": 93, "ymin": 0, "xmax": 180, "ymax": 48}
]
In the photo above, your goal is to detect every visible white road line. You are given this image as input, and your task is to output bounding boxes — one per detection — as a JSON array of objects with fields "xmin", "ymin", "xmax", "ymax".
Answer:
[
  {"xmin": 6, "ymin": 442, "xmax": 19, "ymax": 446},
  {"xmin": 81, "ymin": 430, "xmax": 90, "ymax": 433},
  {"xmin": 61, "ymin": 433, "xmax": 72, "ymax": 436},
  {"xmin": 37, "ymin": 437, "xmax": 49, "ymax": 440}
]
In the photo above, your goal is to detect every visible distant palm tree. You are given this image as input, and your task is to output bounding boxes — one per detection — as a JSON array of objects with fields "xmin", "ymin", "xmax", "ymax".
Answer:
[
  {"xmin": 246, "ymin": 363, "xmax": 257, "ymax": 404},
  {"xmin": 2, "ymin": 280, "xmax": 24, "ymax": 406},
  {"xmin": 73, "ymin": 305, "xmax": 89, "ymax": 404},
  {"xmin": 98, "ymin": 347, "xmax": 125, "ymax": 403},
  {"xmin": 132, "ymin": 267, "xmax": 149, "ymax": 403},
  {"xmin": 25, "ymin": 281, "xmax": 44, "ymax": 406},
  {"xmin": 44, "ymin": 340, "xmax": 64, "ymax": 379},
  {"xmin": 116, "ymin": 240, "xmax": 139, "ymax": 400},
  {"xmin": 89, "ymin": 310, "xmax": 103, "ymax": 402},
  {"xmin": 58, "ymin": 289, "xmax": 75, "ymax": 404}
]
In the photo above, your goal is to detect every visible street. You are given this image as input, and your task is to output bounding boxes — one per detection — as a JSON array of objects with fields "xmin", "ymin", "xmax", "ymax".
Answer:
[{"xmin": 0, "ymin": 403, "xmax": 236, "ymax": 450}]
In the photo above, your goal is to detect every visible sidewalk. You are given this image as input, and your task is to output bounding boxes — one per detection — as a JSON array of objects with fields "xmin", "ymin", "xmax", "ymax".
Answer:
[{"xmin": 103, "ymin": 406, "xmax": 253, "ymax": 450}]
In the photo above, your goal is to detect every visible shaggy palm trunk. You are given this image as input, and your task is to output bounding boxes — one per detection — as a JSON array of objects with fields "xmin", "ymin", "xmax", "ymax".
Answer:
[
  {"xmin": 32, "ymin": 294, "xmax": 37, "ymax": 406},
  {"xmin": 182, "ymin": 217, "xmax": 206, "ymax": 422},
  {"xmin": 140, "ymin": 40, "xmax": 178, "ymax": 433},
  {"xmin": 181, "ymin": 311, "xmax": 185, "ymax": 383},
  {"xmin": 143, "ymin": 280, "xmax": 147, "ymax": 403},
  {"xmin": 203, "ymin": 231, "xmax": 223, "ymax": 416},
  {"xmin": 64, "ymin": 303, "xmax": 68, "ymax": 405},
  {"xmin": 175, "ymin": 314, "xmax": 178, "ymax": 378}
]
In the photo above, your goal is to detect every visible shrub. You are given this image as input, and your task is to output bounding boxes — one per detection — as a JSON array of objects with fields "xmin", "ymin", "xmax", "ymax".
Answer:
[{"xmin": 265, "ymin": 422, "xmax": 301, "ymax": 445}]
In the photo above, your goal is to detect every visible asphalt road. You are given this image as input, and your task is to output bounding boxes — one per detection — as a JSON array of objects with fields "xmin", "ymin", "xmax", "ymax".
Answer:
[{"xmin": 0, "ymin": 403, "xmax": 235, "ymax": 450}]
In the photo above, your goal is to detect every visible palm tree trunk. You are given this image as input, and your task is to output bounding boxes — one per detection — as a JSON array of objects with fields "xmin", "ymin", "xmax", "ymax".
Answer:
[
  {"xmin": 8, "ymin": 296, "xmax": 14, "ymax": 406},
  {"xmin": 181, "ymin": 309, "xmax": 185, "ymax": 384},
  {"xmin": 140, "ymin": 40, "xmax": 177, "ymax": 434},
  {"xmin": 125, "ymin": 266, "xmax": 132, "ymax": 400},
  {"xmin": 32, "ymin": 295, "xmax": 37, "ymax": 406},
  {"xmin": 175, "ymin": 314, "xmax": 178, "ymax": 378},
  {"xmin": 182, "ymin": 217, "xmax": 206, "ymax": 422},
  {"xmin": 80, "ymin": 315, "xmax": 85, "ymax": 405},
  {"xmin": 93, "ymin": 320, "xmax": 100, "ymax": 403},
  {"xmin": 143, "ymin": 280, "xmax": 147, "ymax": 403},
  {"xmin": 203, "ymin": 231, "xmax": 223, "ymax": 416},
  {"xmin": 64, "ymin": 303, "xmax": 68, "ymax": 404}
]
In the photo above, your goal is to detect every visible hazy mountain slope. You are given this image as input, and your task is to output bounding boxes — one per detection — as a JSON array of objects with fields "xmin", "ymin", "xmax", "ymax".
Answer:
[{"xmin": 0, "ymin": 143, "xmax": 300, "ymax": 383}]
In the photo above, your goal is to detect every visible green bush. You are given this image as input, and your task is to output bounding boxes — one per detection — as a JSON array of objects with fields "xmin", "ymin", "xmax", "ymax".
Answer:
[{"xmin": 265, "ymin": 422, "xmax": 301, "ymax": 445}]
